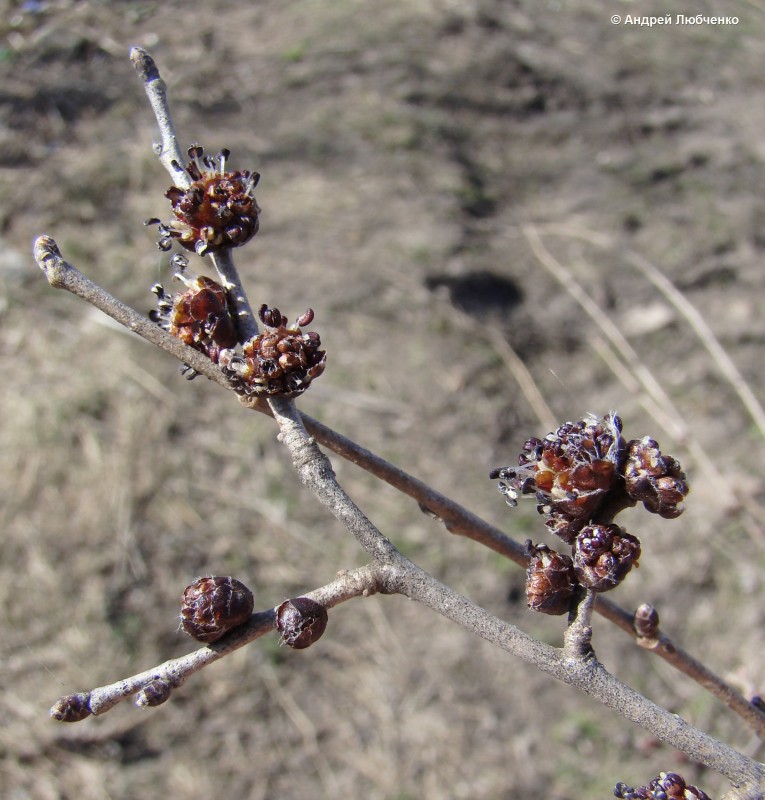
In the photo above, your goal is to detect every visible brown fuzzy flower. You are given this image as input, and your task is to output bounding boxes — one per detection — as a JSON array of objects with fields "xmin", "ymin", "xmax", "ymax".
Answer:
[
  {"xmin": 623, "ymin": 436, "xmax": 689, "ymax": 519},
  {"xmin": 491, "ymin": 413, "xmax": 625, "ymax": 543},
  {"xmin": 614, "ymin": 771, "xmax": 711, "ymax": 800},
  {"xmin": 148, "ymin": 145, "xmax": 260, "ymax": 256},
  {"xmin": 572, "ymin": 523, "xmax": 641, "ymax": 593},
  {"xmin": 524, "ymin": 540, "xmax": 579, "ymax": 615},
  {"xmin": 222, "ymin": 305, "xmax": 326, "ymax": 397},
  {"xmin": 151, "ymin": 263, "xmax": 238, "ymax": 364}
]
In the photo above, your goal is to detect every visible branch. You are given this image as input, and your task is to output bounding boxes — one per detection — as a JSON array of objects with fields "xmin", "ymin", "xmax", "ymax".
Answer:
[
  {"xmin": 130, "ymin": 47, "xmax": 188, "ymax": 188},
  {"xmin": 33, "ymin": 236, "xmax": 233, "ymax": 391},
  {"xmin": 51, "ymin": 565, "xmax": 383, "ymax": 721}
]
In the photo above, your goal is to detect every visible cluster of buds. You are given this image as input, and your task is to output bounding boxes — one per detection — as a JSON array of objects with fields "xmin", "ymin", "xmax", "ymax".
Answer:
[
  {"xmin": 614, "ymin": 772, "xmax": 711, "ymax": 799},
  {"xmin": 148, "ymin": 145, "xmax": 260, "ymax": 256},
  {"xmin": 150, "ymin": 254, "xmax": 238, "ymax": 367},
  {"xmin": 221, "ymin": 305, "xmax": 326, "ymax": 398},
  {"xmin": 151, "ymin": 271, "xmax": 326, "ymax": 396},
  {"xmin": 491, "ymin": 413, "xmax": 688, "ymax": 614}
]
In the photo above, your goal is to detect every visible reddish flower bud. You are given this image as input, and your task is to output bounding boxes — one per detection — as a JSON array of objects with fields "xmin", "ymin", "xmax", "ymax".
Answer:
[
  {"xmin": 615, "ymin": 772, "xmax": 711, "ymax": 800},
  {"xmin": 624, "ymin": 437, "xmax": 689, "ymax": 519},
  {"xmin": 150, "ymin": 145, "xmax": 260, "ymax": 256},
  {"xmin": 524, "ymin": 541, "xmax": 579, "ymax": 615},
  {"xmin": 492, "ymin": 413, "xmax": 625, "ymax": 542},
  {"xmin": 276, "ymin": 597, "xmax": 328, "ymax": 649},
  {"xmin": 180, "ymin": 576, "xmax": 254, "ymax": 643},
  {"xmin": 573, "ymin": 524, "xmax": 641, "ymax": 592},
  {"xmin": 151, "ymin": 273, "xmax": 238, "ymax": 364},
  {"xmin": 50, "ymin": 693, "xmax": 92, "ymax": 723},
  {"xmin": 222, "ymin": 305, "xmax": 326, "ymax": 397}
]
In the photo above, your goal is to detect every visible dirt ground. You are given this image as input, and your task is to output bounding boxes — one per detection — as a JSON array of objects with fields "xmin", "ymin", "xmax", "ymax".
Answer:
[{"xmin": 1, "ymin": 1, "xmax": 764, "ymax": 798}]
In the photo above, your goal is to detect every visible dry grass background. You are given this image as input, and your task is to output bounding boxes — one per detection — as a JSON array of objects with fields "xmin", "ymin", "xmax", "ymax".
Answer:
[{"xmin": 1, "ymin": 1, "xmax": 765, "ymax": 798}]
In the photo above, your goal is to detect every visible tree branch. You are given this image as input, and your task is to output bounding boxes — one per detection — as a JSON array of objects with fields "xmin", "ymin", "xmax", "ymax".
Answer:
[{"xmin": 51, "ymin": 565, "xmax": 383, "ymax": 720}]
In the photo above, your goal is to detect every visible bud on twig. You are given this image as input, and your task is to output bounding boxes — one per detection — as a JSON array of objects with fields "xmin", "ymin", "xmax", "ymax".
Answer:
[
  {"xmin": 524, "ymin": 541, "xmax": 579, "ymax": 616},
  {"xmin": 276, "ymin": 597, "xmax": 329, "ymax": 649},
  {"xmin": 624, "ymin": 437, "xmax": 689, "ymax": 519},
  {"xmin": 572, "ymin": 524, "xmax": 641, "ymax": 593},
  {"xmin": 180, "ymin": 576, "xmax": 254, "ymax": 643},
  {"xmin": 136, "ymin": 678, "xmax": 174, "ymax": 708},
  {"xmin": 614, "ymin": 771, "xmax": 711, "ymax": 799},
  {"xmin": 50, "ymin": 692, "xmax": 92, "ymax": 722},
  {"xmin": 634, "ymin": 603, "xmax": 660, "ymax": 643},
  {"xmin": 148, "ymin": 145, "xmax": 260, "ymax": 256}
]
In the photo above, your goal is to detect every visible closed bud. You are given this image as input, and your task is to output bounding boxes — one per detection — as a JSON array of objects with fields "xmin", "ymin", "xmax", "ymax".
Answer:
[
  {"xmin": 634, "ymin": 603, "xmax": 660, "ymax": 640},
  {"xmin": 524, "ymin": 540, "xmax": 579, "ymax": 615},
  {"xmin": 573, "ymin": 524, "xmax": 641, "ymax": 592},
  {"xmin": 276, "ymin": 597, "xmax": 328, "ymax": 649},
  {"xmin": 180, "ymin": 576, "xmax": 254, "ymax": 643},
  {"xmin": 50, "ymin": 693, "xmax": 92, "ymax": 723},
  {"xmin": 623, "ymin": 437, "xmax": 689, "ymax": 519},
  {"xmin": 136, "ymin": 678, "xmax": 173, "ymax": 708},
  {"xmin": 615, "ymin": 772, "xmax": 711, "ymax": 800}
]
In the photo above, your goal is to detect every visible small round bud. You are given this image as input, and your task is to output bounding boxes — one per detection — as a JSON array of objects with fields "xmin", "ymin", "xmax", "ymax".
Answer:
[
  {"xmin": 50, "ymin": 693, "xmax": 92, "ymax": 722},
  {"xmin": 180, "ymin": 576, "xmax": 254, "ymax": 643},
  {"xmin": 276, "ymin": 597, "xmax": 328, "ymax": 649},
  {"xmin": 573, "ymin": 524, "xmax": 641, "ymax": 592},
  {"xmin": 136, "ymin": 678, "xmax": 173, "ymax": 708},
  {"xmin": 623, "ymin": 437, "xmax": 689, "ymax": 519},
  {"xmin": 524, "ymin": 541, "xmax": 579, "ymax": 615},
  {"xmin": 634, "ymin": 603, "xmax": 660, "ymax": 640}
]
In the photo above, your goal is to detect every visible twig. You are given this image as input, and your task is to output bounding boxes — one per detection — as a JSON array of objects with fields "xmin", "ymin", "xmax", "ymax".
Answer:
[
  {"xmin": 210, "ymin": 249, "xmax": 259, "ymax": 342},
  {"xmin": 33, "ymin": 238, "xmax": 765, "ymax": 739},
  {"xmin": 51, "ymin": 565, "xmax": 383, "ymax": 720},
  {"xmin": 33, "ymin": 236, "xmax": 232, "ymax": 391},
  {"xmin": 130, "ymin": 47, "xmax": 188, "ymax": 189}
]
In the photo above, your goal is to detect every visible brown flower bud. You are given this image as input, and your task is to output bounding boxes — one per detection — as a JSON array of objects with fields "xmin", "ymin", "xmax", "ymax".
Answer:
[
  {"xmin": 151, "ymin": 273, "xmax": 238, "ymax": 364},
  {"xmin": 524, "ymin": 541, "xmax": 579, "ymax": 615},
  {"xmin": 149, "ymin": 145, "xmax": 260, "ymax": 256},
  {"xmin": 222, "ymin": 305, "xmax": 326, "ymax": 397},
  {"xmin": 573, "ymin": 524, "xmax": 641, "ymax": 592},
  {"xmin": 135, "ymin": 678, "xmax": 173, "ymax": 708},
  {"xmin": 276, "ymin": 597, "xmax": 329, "ymax": 649},
  {"xmin": 633, "ymin": 603, "xmax": 660, "ymax": 640},
  {"xmin": 623, "ymin": 437, "xmax": 689, "ymax": 519},
  {"xmin": 492, "ymin": 413, "xmax": 626, "ymax": 540},
  {"xmin": 180, "ymin": 576, "xmax": 254, "ymax": 643},
  {"xmin": 615, "ymin": 772, "xmax": 711, "ymax": 800},
  {"xmin": 50, "ymin": 692, "xmax": 92, "ymax": 723}
]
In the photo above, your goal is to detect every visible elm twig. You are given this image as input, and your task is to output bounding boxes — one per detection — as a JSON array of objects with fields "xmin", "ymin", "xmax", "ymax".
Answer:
[
  {"xmin": 51, "ymin": 565, "xmax": 383, "ymax": 720},
  {"xmin": 32, "ymin": 234, "xmax": 765, "ymax": 740}
]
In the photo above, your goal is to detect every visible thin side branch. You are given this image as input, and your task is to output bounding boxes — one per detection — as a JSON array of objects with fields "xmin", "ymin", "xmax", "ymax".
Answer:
[
  {"xmin": 33, "ymin": 236, "xmax": 233, "ymax": 390},
  {"xmin": 51, "ymin": 565, "xmax": 383, "ymax": 720}
]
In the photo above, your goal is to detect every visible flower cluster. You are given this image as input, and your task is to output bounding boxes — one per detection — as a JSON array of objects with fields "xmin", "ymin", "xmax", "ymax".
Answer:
[
  {"xmin": 221, "ymin": 304, "xmax": 327, "ymax": 398},
  {"xmin": 491, "ymin": 413, "xmax": 688, "ymax": 615},
  {"xmin": 614, "ymin": 772, "xmax": 710, "ymax": 799},
  {"xmin": 150, "ymin": 255, "xmax": 237, "ymax": 366},
  {"xmin": 151, "ymin": 267, "xmax": 326, "ymax": 396},
  {"xmin": 148, "ymin": 145, "xmax": 260, "ymax": 256}
]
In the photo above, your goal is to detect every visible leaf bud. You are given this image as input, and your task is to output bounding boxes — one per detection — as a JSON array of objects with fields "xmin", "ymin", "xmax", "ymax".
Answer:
[{"xmin": 50, "ymin": 692, "xmax": 92, "ymax": 723}]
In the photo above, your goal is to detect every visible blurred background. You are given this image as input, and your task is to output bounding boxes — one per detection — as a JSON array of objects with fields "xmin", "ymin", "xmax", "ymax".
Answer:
[{"xmin": 1, "ymin": 1, "xmax": 764, "ymax": 797}]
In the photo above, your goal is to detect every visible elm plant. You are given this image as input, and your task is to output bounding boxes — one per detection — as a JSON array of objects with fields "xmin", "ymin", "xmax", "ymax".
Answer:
[{"xmin": 34, "ymin": 49, "xmax": 765, "ymax": 799}]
